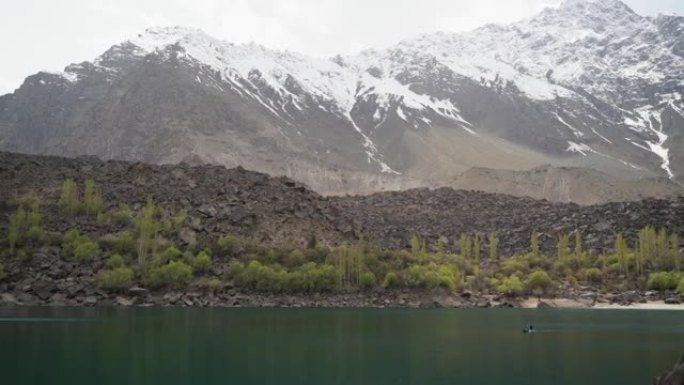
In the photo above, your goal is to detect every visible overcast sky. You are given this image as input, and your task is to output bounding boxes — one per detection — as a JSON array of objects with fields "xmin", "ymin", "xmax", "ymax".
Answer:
[{"xmin": 0, "ymin": 0, "xmax": 682, "ymax": 94}]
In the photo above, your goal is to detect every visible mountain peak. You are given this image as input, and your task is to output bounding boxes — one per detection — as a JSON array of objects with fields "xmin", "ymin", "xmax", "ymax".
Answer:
[{"xmin": 559, "ymin": 0, "xmax": 635, "ymax": 14}]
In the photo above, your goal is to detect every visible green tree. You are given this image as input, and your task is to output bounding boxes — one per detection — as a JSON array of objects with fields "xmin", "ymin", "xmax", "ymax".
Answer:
[
  {"xmin": 530, "ymin": 230, "xmax": 540, "ymax": 257},
  {"xmin": 670, "ymin": 233, "xmax": 680, "ymax": 272},
  {"xmin": 557, "ymin": 234, "xmax": 569, "ymax": 261},
  {"xmin": 488, "ymin": 233, "xmax": 499, "ymax": 260},
  {"xmin": 574, "ymin": 231, "xmax": 583, "ymax": 258},
  {"xmin": 134, "ymin": 196, "xmax": 160, "ymax": 265},
  {"xmin": 473, "ymin": 234, "xmax": 481, "ymax": 275},
  {"xmin": 59, "ymin": 179, "xmax": 80, "ymax": 214},
  {"xmin": 83, "ymin": 179, "xmax": 104, "ymax": 215},
  {"xmin": 615, "ymin": 232, "xmax": 629, "ymax": 275}
]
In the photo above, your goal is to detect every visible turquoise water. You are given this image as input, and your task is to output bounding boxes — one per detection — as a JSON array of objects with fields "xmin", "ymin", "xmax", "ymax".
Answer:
[{"xmin": 0, "ymin": 307, "xmax": 681, "ymax": 384}]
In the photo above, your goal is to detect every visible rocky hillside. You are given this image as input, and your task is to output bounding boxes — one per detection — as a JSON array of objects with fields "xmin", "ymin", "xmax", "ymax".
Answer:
[
  {"xmin": 1, "ymin": 0, "xmax": 683, "ymax": 202},
  {"xmin": 1, "ymin": 152, "xmax": 683, "ymax": 257}
]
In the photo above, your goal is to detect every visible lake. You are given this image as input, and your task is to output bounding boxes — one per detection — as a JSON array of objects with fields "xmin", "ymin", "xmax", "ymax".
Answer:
[{"xmin": 0, "ymin": 307, "xmax": 681, "ymax": 385}]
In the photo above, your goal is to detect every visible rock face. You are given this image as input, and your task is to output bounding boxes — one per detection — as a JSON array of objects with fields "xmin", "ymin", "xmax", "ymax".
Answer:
[
  {"xmin": 652, "ymin": 355, "xmax": 684, "ymax": 385},
  {"xmin": 1, "ymin": 0, "xmax": 683, "ymax": 202},
  {"xmin": 1, "ymin": 152, "xmax": 684, "ymax": 258}
]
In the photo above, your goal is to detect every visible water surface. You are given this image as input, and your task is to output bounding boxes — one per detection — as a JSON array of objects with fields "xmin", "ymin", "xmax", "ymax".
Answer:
[{"xmin": 0, "ymin": 307, "xmax": 681, "ymax": 384}]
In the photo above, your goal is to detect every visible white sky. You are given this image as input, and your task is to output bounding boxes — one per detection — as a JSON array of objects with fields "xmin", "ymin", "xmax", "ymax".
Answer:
[{"xmin": 0, "ymin": 0, "xmax": 682, "ymax": 94}]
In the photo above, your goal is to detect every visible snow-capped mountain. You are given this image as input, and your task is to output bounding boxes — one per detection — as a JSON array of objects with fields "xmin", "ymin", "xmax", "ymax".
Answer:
[{"xmin": 1, "ymin": 0, "xmax": 683, "ymax": 201}]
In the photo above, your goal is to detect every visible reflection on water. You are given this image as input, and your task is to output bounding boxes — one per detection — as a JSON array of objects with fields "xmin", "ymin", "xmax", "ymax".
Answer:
[{"xmin": 0, "ymin": 307, "xmax": 680, "ymax": 385}]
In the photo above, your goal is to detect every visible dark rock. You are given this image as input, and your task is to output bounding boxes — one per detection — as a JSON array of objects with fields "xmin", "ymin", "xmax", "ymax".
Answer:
[
  {"xmin": 129, "ymin": 286, "xmax": 150, "ymax": 297},
  {"xmin": 664, "ymin": 297, "xmax": 681, "ymax": 305},
  {"xmin": 652, "ymin": 354, "xmax": 684, "ymax": 385}
]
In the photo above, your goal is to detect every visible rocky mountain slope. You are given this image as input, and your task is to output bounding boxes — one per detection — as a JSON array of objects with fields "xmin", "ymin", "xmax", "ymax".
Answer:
[
  {"xmin": 1, "ymin": 0, "xmax": 683, "ymax": 202},
  {"xmin": 2, "ymin": 152, "xmax": 684, "ymax": 257}
]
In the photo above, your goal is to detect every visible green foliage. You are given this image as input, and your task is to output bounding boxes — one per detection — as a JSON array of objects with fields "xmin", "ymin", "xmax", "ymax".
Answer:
[
  {"xmin": 196, "ymin": 277, "xmax": 222, "ymax": 292},
  {"xmin": 73, "ymin": 240, "xmax": 101, "ymax": 262},
  {"xmin": 404, "ymin": 263, "xmax": 461, "ymax": 290},
  {"xmin": 574, "ymin": 231, "xmax": 583, "ymax": 258},
  {"xmin": 59, "ymin": 179, "xmax": 81, "ymax": 215},
  {"xmin": 488, "ymin": 233, "xmax": 499, "ymax": 260},
  {"xmin": 7, "ymin": 203, "xmax": 45, "ymax": 253},
  {"xmin": 172, "ymin": 209, "xmax": 187, "ymax": 230},
  {"xmin": 359, "ymin": 271, "xmax": 377, "ymax": 290},
  {"xmin": 496, "ymin": 275, "xmax": 524, "ymax": 296},
  {"xmin": 218, "ymin": 234, "xmax": 241, "ymax": 254},
  {"xmin": 83, "ymin": 179, "xmax": 104, "ymax": 215},
  {"xmin": 112, "ymin": 231, "xmax": 135, "ymax": 255},
  {"xmin": 286, "ymin": 249, "xmax": 306, "ymax": 267},
  {"xmin": 106, "ymin": 254, "xmax": 126, "ymax": 269},
  {"xmin": 113, "ymin": 204, "xmax": 132, "ymax": 225},
  {"xmin": 98, "ymin": 267, "xmax": 134, "ymax": 291},
  {"xmin": 383, "ymin": 271, "xmax": 398, "ymax": 288},
  {"xmin": 62, "ymin": 229, "xmax": 100, "ymax": 262},
  {"xmin": 411, "ymin": 234, "xmax": 421, "ymax": 256},
  {"xmin": 525, "ymin": 270, "xmax": 554, "ymax": 294},
  {"xmin": 144, "ymin": 261, "xmax": 193, "ymax": 289},
  {"xmin": 557, "ymin": 234, "xmax": 569, "ymax": 261},
  {"xmin": 615, "ymin": 233, "xmax": 629, "ymax": 275},
  {"xmin": 155, "ymin": 246, "xmax": 182, "ymax": 266},
  {"xmin": 677, "ymin": 277, "xmax": 684, "ymax": 293},
  {"xmin": 307, "ymin": 232, "xmax": 318, "ymax": 249},
  {"xmin": 235, "ymin": 261, "xmax": 339, "ymax": 293},
  {"xmin": 133, "ymin": 196, "xmax": 160, "ymax": 265},
  {"xmin": 0, "ymin": 262, "xmax": 5, "ymax": 281},
  {"xmin": 460, "ymin": 234, "xmax": 472, "ymax": 259},
  {"xmin": 646, "ymin": 271, "xmax": 682, "ymax": 291},
  {"xmin": 581, "ymin": 267, "xmax": 602, "ymax": 283},
  {"xmin": 500, "ymin": 256, "xmax": 529, "ymax": 276},
  {"xmin": 530, "ymin": 230, "xmax": 540, "ymax": 257},
  {"xmin": 190, "ymin": 251, "xmax": 212, "ymax": 274},
  {"xmin": 670, "ymin": 233, "xmax": 680, "ymax": 272}
]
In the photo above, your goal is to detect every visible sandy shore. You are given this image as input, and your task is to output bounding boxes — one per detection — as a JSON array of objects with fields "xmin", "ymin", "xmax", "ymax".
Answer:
[{"xmin": 520, "ymin": 298, "xmax": 684, "ymax": 310}]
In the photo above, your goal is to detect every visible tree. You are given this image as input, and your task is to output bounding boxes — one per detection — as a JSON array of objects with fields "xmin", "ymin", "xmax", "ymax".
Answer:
[
  {"xmin": 557, "ymin": 234, "xmax": 569, "ymax": 261},
  {"xmin": 670, "ymin": 233, "xmax": 680, "ymax": 272},
  {"xmin": 83, "ymin": 179, "xmax": 104, "ymax": 215},
  {"xmin": 411, "ymin": 234, "xmax": 420, "ymax": 256},
  {"xmin": 488, "ymin": 233, "xmax": 499, "ymax": 260},
  {"xmin": 615, "ymin": 232, "xmax": 629, "ymax": 275},
  {"xmin": 59, "ymin": 179, "xmax": 80, "ymax": 215},
  {"xmin": 460, "ymin": 234, "xmax": 472, "ymax": 259},
  {"xmin": 134, "ymin": 196, "xmax": 160, "ymax": 265},
  {"xmin": 473, "ymin": 234, "xmax": 481, "ymax": 275},
  {"xmin": 574, "ymin": 231, "xmax": 583, "ymax": 258},
  {"xmin": 530, "ymin": 230, "xmax": 540, "ymax": 257}
]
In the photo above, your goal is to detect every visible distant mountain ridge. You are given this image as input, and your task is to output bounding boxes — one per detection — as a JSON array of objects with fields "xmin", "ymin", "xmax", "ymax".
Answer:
[{"xmin": 1, "ymin": 0, "xmax": 683, "ymax": 202}]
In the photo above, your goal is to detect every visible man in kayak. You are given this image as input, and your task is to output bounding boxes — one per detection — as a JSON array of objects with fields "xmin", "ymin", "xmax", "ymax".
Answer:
[{"xmin": 524, "ymin": 325, "xmax": 535, "ymax": 333}]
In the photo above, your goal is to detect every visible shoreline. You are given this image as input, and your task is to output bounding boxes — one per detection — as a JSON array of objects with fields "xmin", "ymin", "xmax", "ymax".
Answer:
[{"xmin": 1, "ymin": 290, "xmax": 683, "ymax": 310}]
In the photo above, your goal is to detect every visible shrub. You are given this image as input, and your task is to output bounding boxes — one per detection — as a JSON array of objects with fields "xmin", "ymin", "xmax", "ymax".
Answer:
[
  {"xmin": 218, "ymin": 235, "xmax": 241, "ymax": 254},
  {"xmin": 155, "ymin": 246, "xmax": 182, "ymax": 266},
  {"xmin": 500, "ymin": 257, "xmax": 528, "ymax": 276},
  {"xmin": 98, "ymin": 267, "xmax": 134, "ymax": 291},
  {"xmin": 581, "ymin": 268, "xmax": 603, "ymax": 283},
  {"xmin": 172, "ymin": 209, "xmax": 188, "ymax": 230},
  {"xmin": 73, "ymin": 241, "xmax": 101, "ymax": 262},
  {"xmin": 106, "ymin": 254, "xmax": 126, "ymax": 269},
  {"xmin": 113, "ymin": 204, "xmax": 132, "ymax": 225},
  {"xmin": 496, "ymin": 275, "xmax": 524, "ymax": 296},
  {"xmin": 60, "ymin": 179, "xmax": 81, "ymax": 214},
  {"xmin": 191, "ymin": 251, "xmax": 212, "ymax": 274},
  {"xmin": 112, "ymin": 231, "xmax": 135, "ymax": 255},
  {"xmin": 360, "ymin": 271, "xmax": 377, "ymax": 290},
  {"xmin": 84, "ymin": 179, "xmax": 104, "ymax": 215},
  {"xmin": 383, "ymin": 271, "xmax": 398, "ymax": 288},
  {"xmin": 225, "ymin": 260, "xmax": 245, "ymax": 280},
  {"xmin": 677, "ymin": 278, "xmax": 684, "ymax": 293},
  {"xmin": 27, "ymin": 225, "xmax": 45, "ymax": 245},
  {"xmin": 647, "ymin": 272, "xmax": 681, "ymax": 291},
  {"xmin": 144, "ymin": 261, "xmax": 193, "ymax": 289},
  {"xmin": 286, "ymin": 249, "xmax": 306, "ymax": 267},
  {"xmin": 196, "ymin": 277, "xmax": 222, "ymax": 292},
  {"xmin": 525, "ymin": 270, "xmax": 554, "ymax": 294}
]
